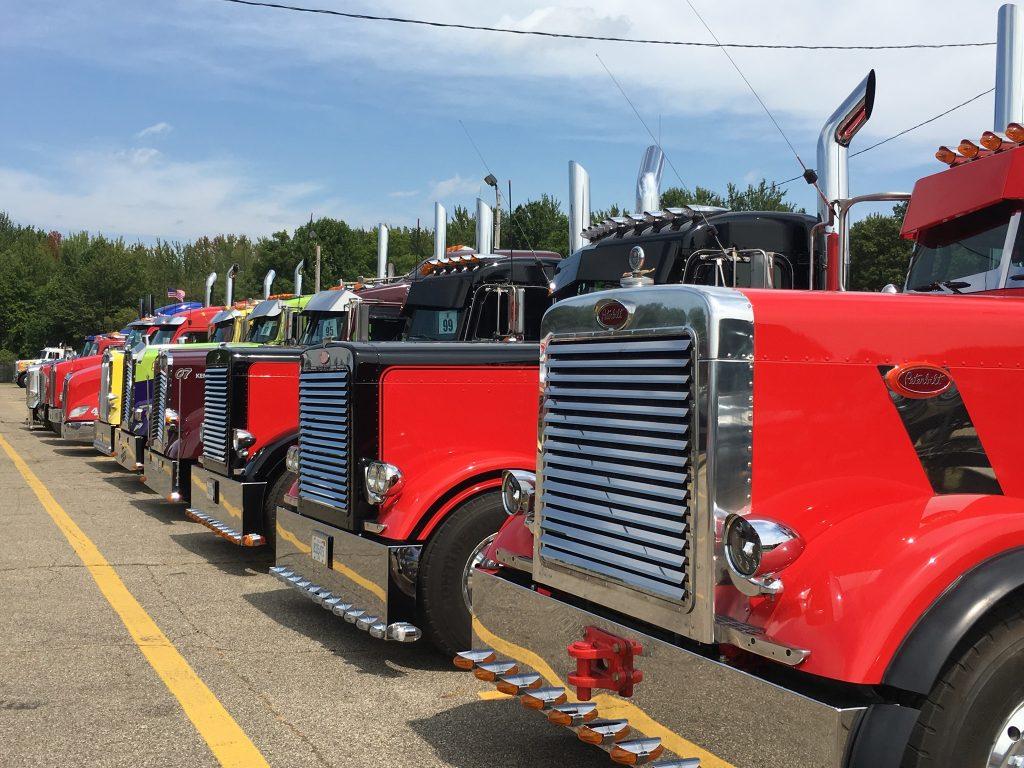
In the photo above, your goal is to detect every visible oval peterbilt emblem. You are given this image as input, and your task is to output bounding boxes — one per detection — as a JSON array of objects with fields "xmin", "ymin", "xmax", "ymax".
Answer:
[
  {"xmin": 319, "ymin": 349, "xmax": 330, "ymax": 365},
  {"xmin": 596, "ymin": 300, "xmax": 630, "ymax": 330},
  {"xmin": 885, "ymin": 363, "xmax": 952, "ymax": 399}
]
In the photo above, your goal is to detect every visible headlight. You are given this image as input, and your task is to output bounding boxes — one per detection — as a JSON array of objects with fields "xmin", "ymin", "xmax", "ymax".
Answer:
[
  {"xmin": 133, "ymin": 405, "xmax": 147, "ymax": 422},
  {"xmin": 164, "ymin": 408, "xmax": 179, "ymax": 426},
  {"xmin": 107, "ymin": 393, "xmax": 117, "ymax": 402},
  {"xmin": 725, "ymin": 516, "xmax": 761, "ymax": 577},
  {"xmin": 501, "ymin": 470, "xmax": 536, "ymax": 516},
  {"xmin": 69, "ymin": 406, "xmax": 91, "ymax": 419},
  {"xmin": 232, "ymin": 429, "xmax": 256, "ymax": 458},
  {"xmin": 285, "ymin": 444, "xmax": 300, "ymax": 473},
  {"xmin": 363, "ymin": 461, "xmax": 403, "ymax": 504}
]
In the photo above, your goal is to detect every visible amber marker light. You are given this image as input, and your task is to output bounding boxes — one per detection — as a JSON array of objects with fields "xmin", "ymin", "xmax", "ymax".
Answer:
[
  {"xmin": 520, "ymin": 687, "xmax": 567, "ymax": 710},
  {"xmin": 1007, "ymin": 122, "xmax": 1024, "ymax": 142},
  {"xmin": 473, "ymin": 662, "xmax": 518, "ymax": 682},
  {"xmin": 958, "ymin": 139, "xmax": 980, "ymax": 158},
  {"xmin": 610, "ymin": 740, "xmax": 665, "ymax": 766},
  {"xmin": 577, "ymin": 719, "xmax": 630, "ymax": 745},
  {"xmin": 547, "ymin": 702, "xmax": 598, "ymax": 726},
  {"xmin": 981, "ymin": 131, "xmax": 1005, "ymax": 151},
  {"xmin": 453, "ymin": 650, "xmax": 496, "ymax": 670},
  {"xmin": 935, "ymin": 146, "xmax": 958, "ymax": 165}
]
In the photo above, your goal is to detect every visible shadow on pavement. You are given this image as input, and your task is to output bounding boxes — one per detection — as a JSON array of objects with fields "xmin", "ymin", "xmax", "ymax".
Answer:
[
  {"xmin": 408, "ymin": 698, "xmax": 598, "ymax": 768},
  {"xmin": 99, "ymin": 472, "xmax": 148, "ymax": 494},
  {"xmin": 243, "ymin": 588, "xmax": 450, "ymax": 677},
  {"xmin": 130, "ymin": 496, "xmax": 184, "ymax": 526},
  {"xmin": 169, "ymin": 530, "xmax": 272, "ymax": 577},
  {"xmin": 52, "ymin": 446, "xmax": 97, "ymax": 457},
  {"xmin": 84, "ymin": 459, "xmax": 127, "ymax": 473}
]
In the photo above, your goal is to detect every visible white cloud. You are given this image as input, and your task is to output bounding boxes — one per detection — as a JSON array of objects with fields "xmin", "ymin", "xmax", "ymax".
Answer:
[
  {"xmin": 388, "ymin": 189, "xmax": 420, "ymax": 198},
  {"xmin": 135, "ymin": 121, "xmax": 172, "ymax": 139},
  {"xmin": 429, "ymin": 174, "xmax": 480, "ymax": 200}
]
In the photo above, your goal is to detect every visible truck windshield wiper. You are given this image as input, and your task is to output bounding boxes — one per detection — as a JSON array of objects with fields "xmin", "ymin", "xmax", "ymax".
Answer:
[{"xmin": 911, "ymin": 280, "xmax": 970, "ymax": 294}]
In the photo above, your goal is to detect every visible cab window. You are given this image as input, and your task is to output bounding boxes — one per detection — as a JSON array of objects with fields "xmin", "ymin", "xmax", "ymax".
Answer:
[
  {"xmin": 247, "ymin": 317, "xmax": 280, "ymax": 344},
  {"xmin": 150, "ymin": 327, "xmax": 176, "ymax": 345},
  {"xmin": 209, "ymin": 322, "xmax": 234, "ymax": 343},
  {"xmin": 405, "ymin": 309, "xmax": 462, "ymax": 341},
  {"xmin": 300, "ymin": 313, "xmax": 347, "ymax": 345}
]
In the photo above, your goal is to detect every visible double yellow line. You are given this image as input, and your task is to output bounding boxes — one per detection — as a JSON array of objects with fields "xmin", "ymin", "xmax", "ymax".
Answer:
[{"xmin": 0, "ymin": 435, "xmax": 270, "ymax": 768}]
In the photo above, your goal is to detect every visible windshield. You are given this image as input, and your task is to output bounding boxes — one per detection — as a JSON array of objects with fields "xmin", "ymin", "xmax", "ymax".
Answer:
[
  {"xmin": 906, "ymin": 208, "xmax": 1020, "ymax": 293},
  {"xmin": 300, "ymin": 312, "xmax": 348, "ymax": 345},
  {"xmin": 247, "ymin": 316, "xmax": 280, "ymax": 344},
  {"xmin": 210, "ymin": 321, "xmax": 234, "ymax": 343},
  {"xmin": 404, "ymin": 308, "xmax": 461, "ymax": 341},
  {"xmin": 150, "ymin": 327, "xmax": 177, "ymax": 345},
  {"xmin": 80, "ymin": 341, "xmax": 95, "ymax": 356}
]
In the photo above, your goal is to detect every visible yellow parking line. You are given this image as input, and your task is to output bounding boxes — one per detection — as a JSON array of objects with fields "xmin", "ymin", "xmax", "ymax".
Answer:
[{"xmin": 0, "ymin": 434, "xmax": 270, "ymax": 768}]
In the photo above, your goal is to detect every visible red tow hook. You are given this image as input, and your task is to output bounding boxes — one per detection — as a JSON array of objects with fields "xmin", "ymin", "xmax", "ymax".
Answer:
[{"xmin": 568, "ymin": 626, "xmax": 643, "ymax": 701}]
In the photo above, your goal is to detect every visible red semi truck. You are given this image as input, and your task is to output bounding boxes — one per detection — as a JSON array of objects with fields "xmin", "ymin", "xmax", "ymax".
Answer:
[
  {"xmin": 48, "ymin": 333, "xmax": 126, "ymax": 442},
  {"xmin": 454, "ymin": 39, "xmax": 1024, "ymax": 768},
  {"xmin": 183, "ymin": 276, "xmax": 409, "ymax": 543},
  {"xmin": 268, "ymin": 161, "xmax": 825, "ymax": 658}
]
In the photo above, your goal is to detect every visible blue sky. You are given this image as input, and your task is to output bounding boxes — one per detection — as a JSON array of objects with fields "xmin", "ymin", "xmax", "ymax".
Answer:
[{"xmin": 0, "ymin": 0, "xmax": 1007, "ymax": 243}]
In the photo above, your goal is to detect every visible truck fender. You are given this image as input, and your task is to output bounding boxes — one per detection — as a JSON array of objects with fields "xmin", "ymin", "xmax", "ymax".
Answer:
[
  {"xmin": 883, "ymin": 546, "xmax": 1024, "ymax": 695},
  {"xmin": 242, "ymin": 431, "xmax": 297, "ymax": 483}
]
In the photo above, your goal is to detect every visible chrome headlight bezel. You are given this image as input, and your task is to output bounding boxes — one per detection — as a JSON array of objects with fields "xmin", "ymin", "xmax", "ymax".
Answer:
[
  {"xmin": 232, "ymin": 428, "xmax": 256, "ymax": 458},
  {"xmin": 363, "ymin": 461, "xmax": 403, "ymax": 504},
  {"xmin": 723, "ymin": 515, "xmax": 802, "ymax": 597},
  {"xmin": 285, "ymin": 444, "xmax": 300, "ymax": 473},
  {"xmin": 501, "ymin": 469, "xmax": 536, "ymax": 517}
]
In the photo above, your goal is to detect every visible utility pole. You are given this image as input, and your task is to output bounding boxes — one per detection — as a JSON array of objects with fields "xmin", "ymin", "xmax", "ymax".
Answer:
[
  {"xmin": 309, "ymin": 216, "xmax": 321, "ymax": 293},
  {"xmin": 485, "ymin": 174, "xmax": 502, "ymax": 249}
]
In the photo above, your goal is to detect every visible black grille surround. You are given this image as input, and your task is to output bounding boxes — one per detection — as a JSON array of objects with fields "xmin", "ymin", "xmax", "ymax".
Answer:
[
  {"xmin": 202, "ymin": 366, "xmax": 230, "ymax": 466},
  {"xmin": 297, "ymin": 369, "xmax": 350, "ymax": 511},
  {"xmin": 538, "ymin": 333, "xmax": 695, "ymax": 609}
]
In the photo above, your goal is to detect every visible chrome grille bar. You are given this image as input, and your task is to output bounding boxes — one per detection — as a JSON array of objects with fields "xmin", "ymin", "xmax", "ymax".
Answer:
[
  {"xmin": 298, "ymin": 369, "xmax": 349, "ymax": 510},
  {"xmin": 98, "ymin": 354, "xmax": 111, "ymax": 422},
  {"xmin": 202, "ymin": 367, "xmax": 230, "ymax": 464},
  {"xmin": 121, "ymin": 358, "xmax": 135, "ymax": 427},
  {"xmin": 539, "ymin": 334, "xmax": 693, "ymax": 607},
  {"xmin": 151, "ymin": 364, "xmax": 168, "ymax": 444}
]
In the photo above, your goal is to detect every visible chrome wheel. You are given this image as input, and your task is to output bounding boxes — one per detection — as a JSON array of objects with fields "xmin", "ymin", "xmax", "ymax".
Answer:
[
  {"xmin": 461, "ymin": 533, "xmax": 497, "ymax": 613},
  {"xmin": 990, "ymin": 700, "xmax": 1024, "ymax": 767}
]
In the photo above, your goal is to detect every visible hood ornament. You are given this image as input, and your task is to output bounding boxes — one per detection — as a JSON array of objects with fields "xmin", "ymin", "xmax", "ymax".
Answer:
[{"xmin": 621, "ymin": 246, "xmax": 655, "ymax": 288}]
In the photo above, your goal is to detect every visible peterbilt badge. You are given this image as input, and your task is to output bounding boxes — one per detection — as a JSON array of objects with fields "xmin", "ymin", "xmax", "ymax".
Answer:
[
  {"xmin": 596, "ymin": 299, "xmax": 631, "ymax": 330},
  {"xmin": 885, "ymin": 363, "xmax": 952, "ymax": 399}
]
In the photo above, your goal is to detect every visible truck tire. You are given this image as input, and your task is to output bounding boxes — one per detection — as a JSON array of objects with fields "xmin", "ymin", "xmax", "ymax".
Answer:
[
  {"xmin": 903, "ymin": 597, "xmax": 1024, "ymax": 767},
  {"xmin": 261, "ymin": 469, "xmax": 295, "ymax": 550},
  {"xmin": 418, "ymin": 491, "xmax": 504, "ymax": 658},
  {"xmin": 16, "ymin": 371, "xmax": 26, "ymax": 388}
]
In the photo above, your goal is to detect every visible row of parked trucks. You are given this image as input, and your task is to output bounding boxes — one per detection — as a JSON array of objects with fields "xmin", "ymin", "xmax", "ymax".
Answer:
[{"xmin": 22, "ymin": 10, "xmax": 1024, "ymax": 763}]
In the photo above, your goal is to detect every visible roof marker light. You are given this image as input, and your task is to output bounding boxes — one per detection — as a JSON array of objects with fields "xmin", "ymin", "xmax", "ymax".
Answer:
[
  {"xmin": 935, "ymin": 146, "xmax": 958, "ymax": 165},
  {"xmin": 981, "ymin": 131, "xmax": 1006, "ymax": 151},
  {"xmin": 958, "ymin": 139, "xmax": 980, "ymax": 159},
  {"xmin": 1007, "ymin": 122, "xmax": 1024, "ymax": 142}
]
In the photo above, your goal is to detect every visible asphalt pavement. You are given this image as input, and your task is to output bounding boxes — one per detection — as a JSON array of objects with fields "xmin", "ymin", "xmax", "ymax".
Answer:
[{"xmin": 0, "ymin": 385, "xmax": 601, "ymax": 768}]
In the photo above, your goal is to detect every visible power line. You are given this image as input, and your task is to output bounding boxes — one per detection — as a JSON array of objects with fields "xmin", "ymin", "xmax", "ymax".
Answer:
[
  {"xmin": 215, "ymin": 0, "xmax": 993, "ymax": 50},
  {"xmin": 771, "ymin": 86, "xmax": 995, "ymax": 188}
]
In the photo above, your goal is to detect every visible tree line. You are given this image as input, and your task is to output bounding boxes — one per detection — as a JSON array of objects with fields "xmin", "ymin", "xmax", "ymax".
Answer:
[{"xmin": 0, "ymin": 179, "xmax": 910, "ymax": 360}]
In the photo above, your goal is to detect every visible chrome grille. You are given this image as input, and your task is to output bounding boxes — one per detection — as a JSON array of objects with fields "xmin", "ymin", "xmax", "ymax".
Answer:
[
  {"xmin": 539, "ymin": 334, "xmax": 694, "ymax": 606},
  {"xmin": 202, "ymin": 367, "xmax": 230, "ymax": 465},
  {"xmin": 151, "ymin": 365, "xmax": 168, "ymax": 444},
  {"xmin": 121, "ymin": 358, "xmax": 135, "ymax": 427},
  {"xmin": 26, "ymin": 368, "xmax": 40, "ymax": 408},
  {"xmin": 98, "ymin": 355, "xmax": 111, "ymax": 422},
  {"xmin": 298, "ymin": 369, "xmax": 350, "ymax": 509}
]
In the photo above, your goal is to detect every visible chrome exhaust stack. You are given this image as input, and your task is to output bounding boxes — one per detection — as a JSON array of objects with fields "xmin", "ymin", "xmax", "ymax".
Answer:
[
  {"xmin": 816, "ymin": 70, "xmax": 875, "ymax": 229},
  {"xmin": 635, "ymin": 145, "xmax": 665, "ymax": 214},
  {"xmin": 263, "ymin": 269, "xmax": 276, "ymax": 299},
  {"xmin": 476, "ymin": 199, "xmax": 494, "ymax": 255},
  {"xmin": 996, "ymin": 3, "xmax": 1024, "ymax": 129},
  {"xmin": 434, "ymin": 202, "xmax": 447, "ymax": 260},
  {"xmin": 225, "ymin": 263, "xmax": 240, "ymax": 306},
  {"xmin": 568, "ymin": 161, "xmax": 591, "ymax": 255},
  {"xmin": 376, "ymin": 224, "xmax": 389, "ymax": 279},
  {"xmin": 204, "ymin": 272, "xmax": 217, "ymax": 307},
  {"xmin": 293, "ymin": 260, "xmax": 304, "ymax": 295}
]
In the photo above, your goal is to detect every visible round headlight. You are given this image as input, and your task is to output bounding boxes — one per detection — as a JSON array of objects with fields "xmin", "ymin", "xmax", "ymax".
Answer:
[
  {"xmin": 725, "ymin": 516, "xmax": 761, "ymax": 578},
  {"xmin": 285, "ymin": 445, "xmax": 300, "ymax": 473},
  {"xmin": 500, "ymin": 470, "xmax": 536, "ymax": 517},
  {"xmin": 232, "ymin": 429, "xmax": 256, "ymax": 457},
  {"xmin": 363, "ymin": 461, "xmax": 403, "ymax": 504},
  {"xmin": 164, "ymin": 408, "xmax": 179, "ymax": 425}
]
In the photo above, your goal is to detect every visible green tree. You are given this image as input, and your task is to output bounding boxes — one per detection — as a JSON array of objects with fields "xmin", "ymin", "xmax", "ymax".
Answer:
[
  {"xmin": 446, "ymin": 205, "xmax": 476, "ymax": 249},
  {"xmin": 502, "ymin": 194, "xmax": 568, "ymax": 255},
  {"xmin": 849, "ymin": 202, "xmax": 912, "ymax": 292}
]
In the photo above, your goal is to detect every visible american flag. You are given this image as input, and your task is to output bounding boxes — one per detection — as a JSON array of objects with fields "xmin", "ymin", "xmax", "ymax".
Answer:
[{"xmin": 167, "ymin": 288, "xmax": 186, "ymax": 301}]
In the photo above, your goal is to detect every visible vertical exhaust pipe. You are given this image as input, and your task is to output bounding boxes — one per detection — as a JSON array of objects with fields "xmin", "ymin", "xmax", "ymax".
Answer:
[
  {"xmin": 816, "ymin": 69, "xmax": 875, "ymax": 290},
  {"xmin": 996, "ymin": 4, "xmax": 1024, "ymax": 130},
  {"xmin": 476, "ymin": 199, "xmax": 494, "ymax": 255},
  {"xmin": 377, "ymin": 224, "xmax": 389, "ymax": 280},
  {"xmin": 293, "ymin": 260, "xmax": 304, "ymax": 295},
  {"xmin": 635, "ymin": 145, "xmax": 665, "ymax": 214},
  {"xmin": 263, "ymin": 269, "xmax": 276, "ymax": 299},
  {"xmin": 434, "ymin": 203, "xmax": 446, "ymax": 259},
  {"xmin": 204, "ymin": 272, "xmax": 217, "ymax": 308},
  {"xmin": 568, "ymin": 161, "xmax": 591, "ymax": 255},
  {"xmin": 225, "ymin": 264, "xmax": 240, "ymax": 306}
]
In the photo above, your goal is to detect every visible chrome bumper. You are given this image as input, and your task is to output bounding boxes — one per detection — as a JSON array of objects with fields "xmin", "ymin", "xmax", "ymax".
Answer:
[
  {"xmin": 93, "ymin": 421, "xmax": 116, "ymax": 456},
  {"xmin": 114, "ymin": 428, "xmax": 144, "ymax": 471},
  {"xmin": 274, "ymin": 506, "xmax": 421, "ymax": 642},
  {"xmin": 461, "ymin": 571, "xmax": 867, "ymax": 768},
  {"xmin": 60, "ymin": 419, "xmax": 95, "ymax": 443},
  {"xmin": 186, "ymin": 466, "xmax": 267, "ymax": 545},
  {"xmin": 142, "ymin": 449, "xmax": 187, "ymax": 502}
]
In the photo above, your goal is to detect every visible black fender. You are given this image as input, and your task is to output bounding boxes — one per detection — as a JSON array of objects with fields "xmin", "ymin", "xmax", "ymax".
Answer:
[
  {"xmin": 884, "ymin": 547, "xmax": 1024, "ymax": 696},
  {"xmin": 241, "ymin": 431, "xmax": 297, "ymax": 484}
]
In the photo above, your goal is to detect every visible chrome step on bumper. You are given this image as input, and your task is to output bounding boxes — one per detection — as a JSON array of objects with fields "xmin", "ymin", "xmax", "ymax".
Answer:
[
  {"xmin": 184, "ymin": 508, "xmax": 265, "ymax": 547},
  {"xmin": 454, "ymin": 649, "xmax": 699, "ymax": 768},
  {"xmin": 268, "ymin": 566, "xmax": 421, "ymax": 643}
]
